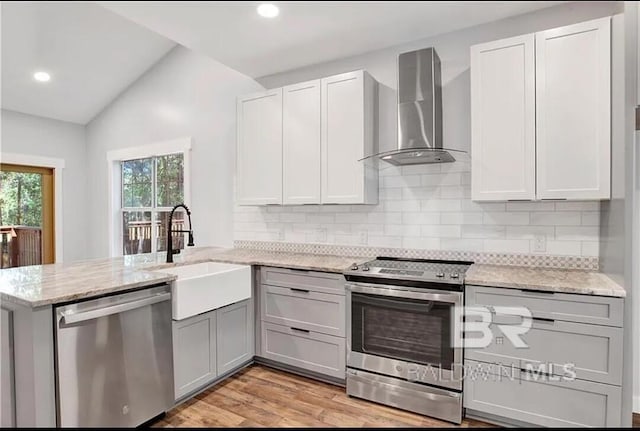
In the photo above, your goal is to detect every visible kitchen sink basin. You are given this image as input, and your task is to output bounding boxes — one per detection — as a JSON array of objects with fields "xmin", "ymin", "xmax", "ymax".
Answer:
[{"xmin": 156, "ymin": 262, "xmax": 251, "ymax": 320}]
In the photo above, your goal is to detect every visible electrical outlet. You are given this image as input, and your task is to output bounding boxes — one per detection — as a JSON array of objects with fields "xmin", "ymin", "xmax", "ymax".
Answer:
[
  {"xmin": 316, "ymin": 228, "xmax": 327, "ymax": 243},
  {"xmin": 277, "ymin": 228, "xmax": 285, "ymax": 241},
  {"xmin": 533, "ymin": 235, "xmax": 546, "ymax": 252},
  {"xmin": 359, "ymin": 231, "xmax": 368, "ymax": 245}
]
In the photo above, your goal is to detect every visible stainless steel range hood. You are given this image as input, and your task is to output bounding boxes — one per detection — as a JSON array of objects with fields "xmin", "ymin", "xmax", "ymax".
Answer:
[{"xmin": 365, "ymin": 47, "xmax": 463, "ymax": 166}]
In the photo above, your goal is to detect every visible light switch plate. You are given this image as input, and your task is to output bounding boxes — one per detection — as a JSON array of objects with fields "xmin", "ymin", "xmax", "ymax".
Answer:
[{"xmin": 533, "ymin": 235, "xmax": 546, "ymax": 252}]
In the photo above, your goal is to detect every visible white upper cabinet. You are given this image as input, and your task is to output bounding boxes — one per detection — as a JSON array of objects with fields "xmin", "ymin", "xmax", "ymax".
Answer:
[
  {"xmin": 283, "ymin": 80, "xmax": 321, "ymax": 204},
  {"xmin": 536, "ymin": 17, "xmax": 611, "ymax": 200},
  {"xmin": 321, "ymin": 70, "xmax": 378, "ymax": 204},
  {"xmin": 471, "ymin": 34, "xmax": 536, "ymax": 201},
  {"xmin": 471, "ymin": 17, "xmax": 611, "ymax": 201},
  {"xmin": 236, "ymin": 89, "xmax": 283, "ymax": 205}
]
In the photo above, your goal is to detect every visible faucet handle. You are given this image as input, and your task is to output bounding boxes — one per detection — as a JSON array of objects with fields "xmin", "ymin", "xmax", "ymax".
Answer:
[{"xmin": 187, "ymin": 231, "xmax": 194, "ymax": 247}]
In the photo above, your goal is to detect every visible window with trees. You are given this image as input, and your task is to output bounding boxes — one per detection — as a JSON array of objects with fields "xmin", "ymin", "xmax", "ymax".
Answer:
[{"xmin": 121, "ymin": 153, "xmax": 185, "ymax": 255}]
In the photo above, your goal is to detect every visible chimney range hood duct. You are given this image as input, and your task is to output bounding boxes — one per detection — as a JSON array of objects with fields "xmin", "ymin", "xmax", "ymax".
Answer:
[{"xmin": 363, "ymin": 47, "xmax": 464, "ymax": 166}]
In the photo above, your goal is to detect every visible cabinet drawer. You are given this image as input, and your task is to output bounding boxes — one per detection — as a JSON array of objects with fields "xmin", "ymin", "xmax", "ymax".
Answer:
[
  {"xmin": 466, "ymin": 285, "xmax": 623, "ymax": 327},
  {"xmin": 261, "ymin": 266, "xmax": 345, "ymax": 295},
  {"xmin": 464, "ymin": 360, "xmax": 621, "ymax": 427},
  {"xmin": 465, "ymin": 318, "xmax": 622, "ymax": 385},
  {"xmin": 261, "ymin": 322, "xmax": 345, "ymax": 379},
  {"xmin": 262, "ymin": 285, "xmax": 345, "ymax": 337}
]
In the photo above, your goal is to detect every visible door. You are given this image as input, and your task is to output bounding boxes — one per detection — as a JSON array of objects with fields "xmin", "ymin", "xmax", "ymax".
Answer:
[
  {"xmin": 217, "ymin": 299, "xmax": 254, "ymax": 375},
  {"xmin": 471, "ymin": 34, "xmax": 536, "ymax": 201},
  {"xmin": 55, "ymin": 285, "xmax": 173, "ymax": 427},
  {"xmin": 283, "ymin": 80, "xmax": 321, "ymax": 204},
  {"xmin": 236, "ymin": 89, "xmax": 283, "ymax": 205},
  {"xmin": 346, "ymin": 283, "xmax": 462, "ymax": 390},
  {"xmin": 321, "ymin": 71, "xmax": 367, "ymax": 204},
  {"xmin": 536, "ymin": 17, "xmax": 611, "ymax": 200},
  {"xmin": 173, "ymin": 310, "xmax": 217, "ymax": 400},
  {"xmin": 0, "ymin": 164, "xmax": 54, "ymax": 266}
]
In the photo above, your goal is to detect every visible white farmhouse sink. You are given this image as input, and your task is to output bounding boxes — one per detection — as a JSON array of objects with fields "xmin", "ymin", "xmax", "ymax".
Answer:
[{"xmin": 156, "ymin": 262, "xmax": 251, "ymax": 320}]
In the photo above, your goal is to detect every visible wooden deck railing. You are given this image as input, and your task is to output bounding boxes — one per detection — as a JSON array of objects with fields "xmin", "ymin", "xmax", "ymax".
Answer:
[
  {"xmin": 0, "ymin": 226, "xmax": 42, "ymax": 268},
  {"xmin": 124, "ymin": 220, "xmax": 185, "ymax": 256}
]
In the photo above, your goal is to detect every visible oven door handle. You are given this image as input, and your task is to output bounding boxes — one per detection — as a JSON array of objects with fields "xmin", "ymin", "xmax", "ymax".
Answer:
[{"xmin": 346, "ymin": 282, "xmax": 462, "ymax": 304}]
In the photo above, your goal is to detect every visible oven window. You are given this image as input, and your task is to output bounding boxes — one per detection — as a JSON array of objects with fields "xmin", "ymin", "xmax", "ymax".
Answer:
[{"xmin": 351, "ymin": 292, "xmax": 454, "ymax": 370}]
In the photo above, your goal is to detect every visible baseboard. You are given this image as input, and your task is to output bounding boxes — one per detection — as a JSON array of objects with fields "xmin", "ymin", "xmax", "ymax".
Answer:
[
  {"xmin": 254, "ymin": 356, "xmax": 346, "ymax": 387},
  {"xmin": 635, "ymin": 396, "xmax": 640, "ymax": 413}
]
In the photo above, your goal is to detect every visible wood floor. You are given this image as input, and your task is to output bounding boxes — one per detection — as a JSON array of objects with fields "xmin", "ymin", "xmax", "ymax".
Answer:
[{"xmin": 153, "ymin": 364, "xmax": 494, "ymax": 428}]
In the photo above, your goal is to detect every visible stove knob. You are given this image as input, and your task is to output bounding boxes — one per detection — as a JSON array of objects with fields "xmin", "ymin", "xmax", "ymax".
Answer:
[
  {"xmin": 362, "ymin": 265, "xmax": 370, "ymax": 272},
  {"xmin": 450, "ymin": 273, "xmax": 460, "ymax": 279},
  {"xmin": 350, "ymin": 263, "xmax": 359, "ymax": 271},
  {"xmin": 436, "ymin": 272, "xmax": 445, "ymax": 278}
]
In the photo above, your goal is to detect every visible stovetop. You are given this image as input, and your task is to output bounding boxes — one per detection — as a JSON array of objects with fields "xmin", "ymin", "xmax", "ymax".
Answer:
[{"xmin": 343, "ymin": 257, "xmax": 473, "ymax": 289}]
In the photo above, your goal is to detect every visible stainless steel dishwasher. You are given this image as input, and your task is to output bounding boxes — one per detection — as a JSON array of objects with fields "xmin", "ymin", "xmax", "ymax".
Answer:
[{"xmin": 55, "ymin": 284, "xmax": 173, "ymax": 427}]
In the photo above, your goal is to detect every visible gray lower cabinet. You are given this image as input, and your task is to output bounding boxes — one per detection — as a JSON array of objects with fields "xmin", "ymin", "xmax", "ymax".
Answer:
[
  {"xmin": 465, "ymin": 360, "xmax": 622, "ymax": 427},
  {"xmin": 464, "ymin": 285, "xmax": 624, "ymax": 427},
  {"xmin": 257, "ymin": 267, "xmax": 347, "ymax": 380},
  {"xmin": 172, "ymin": 310, "xmax": 217, "ymax": 400},
  {"xmin": 216, "ymin": 299, "xmax": 254, "ymax": 375},
  {"xmin": 1, "ymin": 308, "xmax": 15, "ymax": 427},
  {"xmin": 261, "ymin": 322, "xmax": 346, "ymax": 379}
]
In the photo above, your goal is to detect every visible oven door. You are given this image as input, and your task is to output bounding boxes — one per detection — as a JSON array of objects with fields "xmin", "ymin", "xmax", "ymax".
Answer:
[{"xmin": 346, "ymin": 282, "xmax": 463, "ymax": 391}]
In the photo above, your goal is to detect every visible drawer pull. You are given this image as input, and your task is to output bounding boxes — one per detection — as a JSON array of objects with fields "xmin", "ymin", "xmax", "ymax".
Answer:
[
  {"xmin": 520, "ymin": 367, "xmax": 554, "ymax": 378},
  {"xmin": 290, "ymin": 288, "xmax": 310, "ymax": 294},
  {"xmin": 290, "ymin": 268, "xmax": 310, "ymax": 273},
  {"xmin": 532, "ymin": 317, "xmax": 555, "ymax": 324},
  {"xmin": 520, "ymin": 289, "xmax": 555, "ymax": 295},
  {"xmin": 291, "ymin": 327, "xmax": 310, "ymax": 333}
]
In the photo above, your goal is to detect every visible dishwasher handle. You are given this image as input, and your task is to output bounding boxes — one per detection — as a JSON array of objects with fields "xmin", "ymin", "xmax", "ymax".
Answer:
[{"xmin": 60, "ymin": 292, "xmax": 171, "ymax": 325}]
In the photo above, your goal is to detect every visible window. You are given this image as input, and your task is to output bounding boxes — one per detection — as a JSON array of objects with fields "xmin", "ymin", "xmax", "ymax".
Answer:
[{"xmin": 121, "ymin": 153, "xmax": 186, "ymax": 255}]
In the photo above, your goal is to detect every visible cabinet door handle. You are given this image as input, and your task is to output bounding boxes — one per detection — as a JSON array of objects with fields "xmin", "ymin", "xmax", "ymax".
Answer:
[
  {"xmin": 520, "ymin": 288, "xmax": 555, "ymax": 295},
  {"xmin": 290, "ymin": 288, "xmax": 310, "ymax": 294},
  {"xmin": 532, "ymin": 317, "xmax": 555, "ymax": 324},
  {"xmin": 291, "ymin": 327, "xmax": 310, "ymax": 333}
]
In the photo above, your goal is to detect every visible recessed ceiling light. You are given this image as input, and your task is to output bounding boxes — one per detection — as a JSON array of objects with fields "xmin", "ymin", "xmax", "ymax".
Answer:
[
  {"xmin": 257, "ymin": 3, "xmax": 279, "ymax": 18},
  {"xmin": 33, "ymin": 71, "xmax": 51, "ymax": 82}
]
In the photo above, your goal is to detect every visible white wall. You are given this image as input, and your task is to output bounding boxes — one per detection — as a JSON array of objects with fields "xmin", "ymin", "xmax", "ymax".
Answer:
[
  {"xmin": 234, "ymin": 1, "xmax": 621, "ymax": 257},
  {"xmin": 0, "ymin": 110, "xmax": 87, "ymax": 262},
  {"xmin": 86, "ymin": 46, "xmax": 261, "ymax": 258}
]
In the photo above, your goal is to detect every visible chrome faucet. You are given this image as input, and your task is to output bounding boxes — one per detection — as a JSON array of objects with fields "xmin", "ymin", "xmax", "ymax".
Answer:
[{"xmin": 166, "ymin": 203, "xmax": 194, "ymax": 263}]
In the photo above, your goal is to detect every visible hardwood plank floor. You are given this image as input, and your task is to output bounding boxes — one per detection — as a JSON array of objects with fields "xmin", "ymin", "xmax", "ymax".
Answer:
[{"xmin": 153, "ymin": 365, "xmax": 494, "ymax": 428}]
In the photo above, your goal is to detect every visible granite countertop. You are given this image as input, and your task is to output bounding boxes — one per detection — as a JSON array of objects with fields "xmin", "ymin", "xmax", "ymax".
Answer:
[
  {"xmin": 0, "ymin": 247, "xmax": 368, "ymax": 307},
  {"xmin": 466, "ymin": 264, "xmax": 626, "ymax": 298}
]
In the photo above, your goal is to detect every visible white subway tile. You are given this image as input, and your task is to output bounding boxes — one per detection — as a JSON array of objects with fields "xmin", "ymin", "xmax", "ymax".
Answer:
[
  {"xmin": 384, "ymin": 224, "xmax": 404, "ymax": 236},
  {"xmin": 384, "ymin": 200, "xmax": 421, "ymax": 212},
  {"xmin": 483, "ymin": 239, "xmax": 530, "ymax": 253},
  {"xmin": 334, "ymin": 234, "xmax": 358, "ymax": 245},
  {"xmin": 422, "ymin": 199, "xmax": 462, "ymax": 212},
  {"xmin": 292, "ymin": 205, "xmax": 323, "ymax": 212},
  {"xmin": 402, "ymin": 237, "xmax": 441, "ymax": 249},
  {"xmin": 440, "ymin": 161, "xmax": 471, "ymax": 173},
  {"xmin": 384, "ymin": 175, "xmax": 421, "ymax": 188},
  {"xmin": 306, "ymin": 214, "xmax": 335, "ymax": 224},
  {"xmin": 462, "ymin": 201, "xmax": 505, "ymax": 212},
  {"xmin": 441, "ymin": 212, "xmax": 484, "ymax": 225},
  {"xmin": 505, "ymin": 202, "xmax": 555, "ymax": 212},
  {"xmin": 506, "ymin": 226, "xmax": 555, "ymax": 239},
  {"xmin": 368, "ymin": 212, "xmax": 402, "ymax": 224},
  {"xmin": 368, "ymin": 235, "xmax": 402, "ymax": 248},
  {"xmin": 581, "ymin": 241, "xmax": 599, "ymax": 256},
  {"xmin": 439, "ymin": 186, "xmax": 470, "ymax": 199},
  {"xmin": 555, "ymin": 226, "xmax": 599, "ymax": 241},
  {"xmin": 544, "ymin": 241, "xmax": 582, "ymax": 256},
  {"xmin": 460, "ymin": 172, "xmax": 471, "ymax": 185},
  {"xmin": 440, "ymin": 239, "xmax": 484, "ymax": 252},
  {"xmin": 402, "ymin": 164, "xmax": 441, "ymax": 176},
  {"xmin": 530, "ymin": 212, "xmax": 580, "ymax": 226},
  {"xmin": 421, "ymin": 225, "xmax": 461, "ymax": 238},
  {"xmin": 279, "ymin": 213, "xmax": 306, "ymax": 223},
  {"xmin": 422, "ymin": 172, "xmax": 461, "ymax": 186},
  {"xmin": 402, "ymin": 213, "xmax": 441, "ymax": 225},
  {"xmin": 379, "ymin": 188, "xmax": 403, "ymax": 200},
  {"xmin": 461, "ymin": 225, "xmax": 505, "ymax": 239},
  {"xmin": 483, "ymin": 212, "xmax": 529, "ymax": 225},
  {"xmin": 335, "ymin": 213, "xmax": 368, "ymax": 224},
  {"xmin": 555, "ymin": 201, "xmax": 600, "ymax": 211},
  {"xmin": 581, "ymin": 212, "xmax": 600, "ymax": 226},
  {"xmin": 402, "ymin": 186, "xmax": 440, "ymax": 200}
]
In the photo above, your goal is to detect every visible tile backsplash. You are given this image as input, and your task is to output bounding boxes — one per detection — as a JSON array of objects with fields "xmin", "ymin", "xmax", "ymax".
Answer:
[{"xmin": 233, "ymin": 160, "xmax": 600, "ymax": 258}]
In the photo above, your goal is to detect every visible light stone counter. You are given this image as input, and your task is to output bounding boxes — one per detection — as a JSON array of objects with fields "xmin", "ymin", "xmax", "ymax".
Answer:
[
  {"xmin": 466, "ymin": 264, "xmax": 626, "ymax": 298},
  {"xmin": 0, "ymin": 247, "xmax": 367, "ymax": 307}
]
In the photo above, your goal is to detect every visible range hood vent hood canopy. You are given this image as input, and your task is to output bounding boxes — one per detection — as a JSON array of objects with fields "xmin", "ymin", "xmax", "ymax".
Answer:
[{"xmin": 362, "ymin": 47, "xmax": 464, "ymax": 166}]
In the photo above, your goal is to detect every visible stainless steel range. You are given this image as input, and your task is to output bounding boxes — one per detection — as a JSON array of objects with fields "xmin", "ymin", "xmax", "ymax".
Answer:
[{"xmin": 343, "ymin": 257, "xmax": 473, "ymax": 424}]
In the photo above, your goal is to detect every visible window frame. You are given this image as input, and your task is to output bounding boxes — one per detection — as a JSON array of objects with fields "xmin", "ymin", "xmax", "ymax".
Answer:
[{"xmin": 107, "ymin": 138, "xmax": 192, "ymax": 257}]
